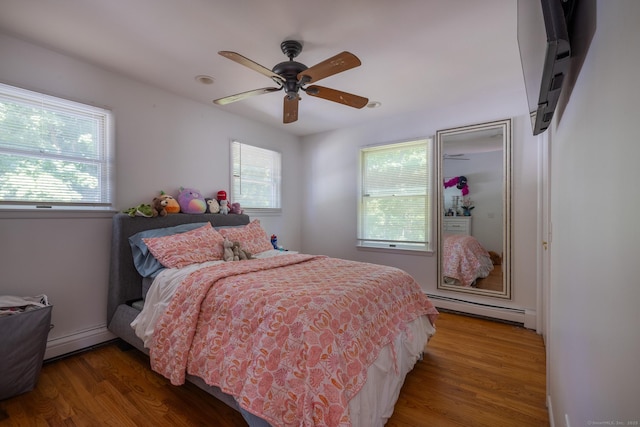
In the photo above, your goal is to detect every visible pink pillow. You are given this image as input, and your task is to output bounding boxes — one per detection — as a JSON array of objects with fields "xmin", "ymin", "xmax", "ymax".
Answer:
[
  {"xmin": 219, "ymin": 219, "xmax": 273, "ymax": 255},
  {"xmin": 143, "ymin": 223, "xmax": 224, "ymax": 268}
]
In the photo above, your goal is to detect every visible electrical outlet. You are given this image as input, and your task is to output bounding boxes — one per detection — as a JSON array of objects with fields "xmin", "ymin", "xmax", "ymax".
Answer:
[{"xmin": 565, "ymin": 413, "xmax": 571, "ymax": 427}]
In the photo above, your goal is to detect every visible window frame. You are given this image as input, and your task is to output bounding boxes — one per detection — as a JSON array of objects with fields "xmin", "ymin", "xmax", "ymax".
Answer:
[
  {"xmin": 229, "ymin": 139, "xmax": 282, "ymax": 213},
  {"xmin": 357, "ymin": 137, "xmax": 433, "ymax": 253},
  {"xmin": 0, "ymin": 83, "xmax": 114, "ymax": 211}
]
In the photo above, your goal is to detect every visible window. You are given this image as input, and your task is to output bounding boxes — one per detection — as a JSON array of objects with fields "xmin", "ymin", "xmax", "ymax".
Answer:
[
  {"xmin": 358, "ymin": 138, "xmax": 432, "ymax": 251},
  {"xmin": 230, "ymin": 140, "xmax": 281, "ymax": 211},
  {"xmin": 0, "ymin": 83, "xmax": 113, "ymax": 209}
]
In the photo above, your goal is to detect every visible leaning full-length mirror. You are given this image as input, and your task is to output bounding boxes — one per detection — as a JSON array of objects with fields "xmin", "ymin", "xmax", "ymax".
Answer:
[{"xmin": 436, "ymin": 119, "xmax": 511, "ymax": 299}]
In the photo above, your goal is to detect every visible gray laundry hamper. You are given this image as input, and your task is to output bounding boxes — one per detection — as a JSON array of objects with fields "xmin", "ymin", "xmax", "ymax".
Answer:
[{"xmin": 0, "ymin": 295, "xmax": 53, "ymax": 400}]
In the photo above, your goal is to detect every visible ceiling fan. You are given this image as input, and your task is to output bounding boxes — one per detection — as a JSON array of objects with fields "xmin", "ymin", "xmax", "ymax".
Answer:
[{"xmin": 213, "ymin": 40, "xmax": 369, "ymax": 124}]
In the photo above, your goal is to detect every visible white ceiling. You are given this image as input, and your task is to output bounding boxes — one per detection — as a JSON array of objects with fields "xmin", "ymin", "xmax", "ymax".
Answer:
[{"xmin": 0, "ymin": 0, "xmax": 526, "ymax": 137}]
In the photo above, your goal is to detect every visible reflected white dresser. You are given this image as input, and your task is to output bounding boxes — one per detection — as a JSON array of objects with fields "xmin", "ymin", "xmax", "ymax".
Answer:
[{"xmin": 443, "ymin": 216, "xmax": 472, "ymax": 235}]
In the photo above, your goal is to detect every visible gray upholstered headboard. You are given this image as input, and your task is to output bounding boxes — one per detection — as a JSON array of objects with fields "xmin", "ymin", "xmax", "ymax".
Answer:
[{"xmin": 107, "ymin": 212, "xmax": 251, "ymax": 324}]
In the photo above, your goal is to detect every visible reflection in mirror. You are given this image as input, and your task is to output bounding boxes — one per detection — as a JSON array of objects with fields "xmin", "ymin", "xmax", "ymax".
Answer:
[{"xmin": 436, "ymin": 119, "xmax": 511, "ymax": 299}]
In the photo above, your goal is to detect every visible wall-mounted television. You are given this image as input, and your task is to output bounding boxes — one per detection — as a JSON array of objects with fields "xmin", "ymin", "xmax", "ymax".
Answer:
[{"xmin": 518, "ymin": 0, "xmax": 574, "ymax": 135}]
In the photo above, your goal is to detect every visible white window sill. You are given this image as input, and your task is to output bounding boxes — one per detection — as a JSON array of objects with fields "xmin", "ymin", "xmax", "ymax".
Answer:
[
  {"xmin": 0, "ymin": 208, "xmax": 117, "ymax": 220},
  {"xmin": 356, "ymin": 244, "xmax": 434, "ymax": 256},
  {"xmin": 241, "ymin": 208, "xmax": 282, "ymax": 217}
]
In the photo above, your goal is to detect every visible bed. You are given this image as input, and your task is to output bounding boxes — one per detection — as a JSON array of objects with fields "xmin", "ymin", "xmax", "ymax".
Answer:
[
  {"xmin": 107, "ymin": 212, "xmax": 438, "ymax": 427},
  {"xmin": 442, "ymin": 233, "xmax": 494, "ymax": 287}
]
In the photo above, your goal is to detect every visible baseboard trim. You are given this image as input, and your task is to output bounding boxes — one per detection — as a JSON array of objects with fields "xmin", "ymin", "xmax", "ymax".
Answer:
[
  {"xmin": 427, "ymin": 293, "xmax": 526, "ymax": 325},
  {"xmin": 44, "ymin": 324, "xmax": 116, "ymax": 360},
  {"xmin": 547, "ymin": 394, "xmax": 555, "ymax": 427},
  {"xmin": 524, "ymin": 309, "xmax": 537, "ymax": 330}
]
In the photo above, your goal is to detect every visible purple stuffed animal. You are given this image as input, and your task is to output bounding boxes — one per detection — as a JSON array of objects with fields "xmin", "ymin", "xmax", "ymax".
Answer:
[
  {"xmin": 177, "ymin": 187, "xmax": 207, "ymax": 214},
  {"xmin": 229, "ymin": 202, "xmax": 243, "ymax": 214}
]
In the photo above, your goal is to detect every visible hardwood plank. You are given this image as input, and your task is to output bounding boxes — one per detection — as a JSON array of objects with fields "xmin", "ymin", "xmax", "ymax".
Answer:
[
  {"xmin": 388, "ymin": 312, "xmax": 549, "ymax": 426},
  {"xmin": 475, "ymin": 264, "xmax": 503, "ymax": 291},
  {"xmin": 0, "ymin": 312, "xmax": 548, "ymax": 426}
]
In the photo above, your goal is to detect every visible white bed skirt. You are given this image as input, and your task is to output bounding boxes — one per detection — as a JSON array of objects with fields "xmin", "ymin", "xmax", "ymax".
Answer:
[{"xmin": 349, "ymin": 314, "xmax": 435, "ymax": 426}]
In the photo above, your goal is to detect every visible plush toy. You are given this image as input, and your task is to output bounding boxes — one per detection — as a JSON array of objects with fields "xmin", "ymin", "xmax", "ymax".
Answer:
[
  {"xmin": 177, "ymin": 187, "xmax": 207, "ymax": 214},
  {"xmin": 159, "ymin": 191, "xmax": 180, "ymax": 214},
  {"xmin": 222, "ymin": 238, "xmax": 235, "ymax": 262},
  {"xmin": 205, "ymin": 198, "xmax": 220, "ymax": 214},
  {"xmin": 231, "ymin": 242, "xmax": 240, "ymax": 261},
  {"xmin": 123, "ymin": 204, "xmax": 154, "ymax": 218},
  {"xmin": 229, "ymin": 202, "xmax": 243, "ymax": 214},
  {"xmin": 232, "ymin": 241, "xmax": 252, "ymax": 261},
  {"xmin": 219, "ymin": 199, "xmax": 229, "ymax": 215},
  {"xmin": 443, "ymin": 176, "xmax": 470, "ymax": 196},
  {"xmin": 239, "ymin": 246, "xmax": 252, "ymax": 260},
  {"xmin": 151, "ymin": 196, "xmax": 169, "ymax": 217},
  {"xmin": 488, "ymin": 251, "xmax": 502, "ymax": 266}
]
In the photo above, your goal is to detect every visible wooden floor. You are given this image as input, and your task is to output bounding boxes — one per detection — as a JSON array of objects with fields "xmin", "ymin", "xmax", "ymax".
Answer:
[
  {"xmin": 474, "ymin": 264, "xmax": 503, "ymax": 292},
  {"xmin": 0, "ymin": 312, "xmax": 548, "ymax": 426}
]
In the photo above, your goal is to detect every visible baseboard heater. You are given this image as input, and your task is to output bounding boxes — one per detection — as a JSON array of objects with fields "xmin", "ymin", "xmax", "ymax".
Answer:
[
  {"xmin": 44, "ymin": 325, "xmax": 115, "ymax": 360},
  {"xmin": 426, "ymin": 293, "xmax": 526, "ymax": 325}
]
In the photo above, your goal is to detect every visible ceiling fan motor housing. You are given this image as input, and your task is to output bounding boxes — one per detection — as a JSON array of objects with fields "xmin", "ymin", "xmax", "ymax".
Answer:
[
  {"xmin": 272, "ymin": 60, "xmax": 307, "ymax": 97},
  {"xmin": 273, "ymin": 40, "xmax": 308, "ymax": 97}
]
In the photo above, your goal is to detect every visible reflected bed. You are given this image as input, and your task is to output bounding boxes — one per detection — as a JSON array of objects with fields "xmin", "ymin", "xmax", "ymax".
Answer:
[{"xmin": 442, "ymin": 233, "xmax": 494, "ymax": 287}]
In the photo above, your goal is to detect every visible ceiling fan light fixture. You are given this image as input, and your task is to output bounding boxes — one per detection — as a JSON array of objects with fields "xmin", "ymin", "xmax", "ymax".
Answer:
[
  {"xmin": 195, "ymin": 75, "xmax": 215, "ymax": 85},
  {"xmin": 367, "ymin": 101, "xmax": 382, "ymax": 109}
]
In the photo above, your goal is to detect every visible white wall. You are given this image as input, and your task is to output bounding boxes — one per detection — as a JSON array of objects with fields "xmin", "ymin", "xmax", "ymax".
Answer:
[
  {"xmin": 444, "ymin": 151, "xmax": 503, "ymax": 253},
  {"xmin": 0, "ymin": 21, "xmax": 542, "ymax": 357},
  {"xmin": 0, "ymin": 33, "xmax": 302, "ymax": 358},
  {"xmin": 299, "ymin": 95, "xmax": 540, "ymax": 318},
  {"xmin": 548, "ymin": 1, "xmax": 640, "ymax": 424}
]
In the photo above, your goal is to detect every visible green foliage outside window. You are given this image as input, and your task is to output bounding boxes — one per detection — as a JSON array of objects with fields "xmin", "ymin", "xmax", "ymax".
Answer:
[
  {"xmin": 359, "ymin": 139, "xmax": 431, "ymax": 250},
  {"xmin": 0, "ymin": 84, "xmax": 112, "ymax": 207}
]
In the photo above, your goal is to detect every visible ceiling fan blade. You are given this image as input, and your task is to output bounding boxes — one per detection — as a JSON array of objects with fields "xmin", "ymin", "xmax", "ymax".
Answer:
[
  {"xmin": 304, "ymin": 85, "xmax": 369, "ymax": 109},
  {"xmin": 213, "ymin": 87, "xmax": 282, "ymax": 105},
  {"xmin": 283, "ymin": 95, "xmax": 299, "ymax": 124},
  {"xmin": 218, "ymin": 51, "xmax": 285, "ymax": 84},
  {"xmin": 297, "ymin": 51, "xmax": 361, "ymax": 84}
]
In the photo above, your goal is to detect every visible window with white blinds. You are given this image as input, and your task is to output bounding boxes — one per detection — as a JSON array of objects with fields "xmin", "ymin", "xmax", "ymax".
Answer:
[
  {"xmin": 231, "ymin": 140, "xmax": 281, "ymax": 211},
  {"xmin": 0, "ymin": 83, "xmax": 114, "ymax": 209},
  {"xmin": 358, "ymin": 138, "xmax": 432, "ymax": 251}
]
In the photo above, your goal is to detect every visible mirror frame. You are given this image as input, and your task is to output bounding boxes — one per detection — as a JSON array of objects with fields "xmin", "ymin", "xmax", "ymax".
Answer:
[{"xmin": 436, "ymin": 118, "xmax": 512, "ymax": 299}]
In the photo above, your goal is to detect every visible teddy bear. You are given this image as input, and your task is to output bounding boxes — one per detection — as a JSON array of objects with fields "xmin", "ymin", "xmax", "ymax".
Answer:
[
  {"xmin": 205, "ymin": 198, "xmax": 220, "ymax": 214},
  {"xmin": 231, "ymin": 241, "xmax": 253, "ymax": 261},
  {"xmin": 239, "ymin": 247, "xmax": 252, "ymax": 261},
  {"xmin": 222, "ymin": 238, "xmax": 235, "ymax": 262},
  {"xmin": 177, "ymin": 187, "xmax": 207, "ymax": 214},
  {"xmin": 151, "ymin": 194, "xmax": 173, "ymax": 217},
  {"xmin": 488, "ymin": 250, "xmax": 502, "ymax": 265},
  {"xmin": 231, "ymin": 241, "xmax": 241, "ymax": 261}
]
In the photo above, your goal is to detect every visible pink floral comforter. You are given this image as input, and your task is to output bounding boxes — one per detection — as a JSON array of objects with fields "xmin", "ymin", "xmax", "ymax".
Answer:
[
  {"xmin": 443, "ymin": 234, "xmax": 494, "ymax": 287},
  {"xmin": 149, "ymin": 254, "xmax": 437, "ymax": 427}
]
